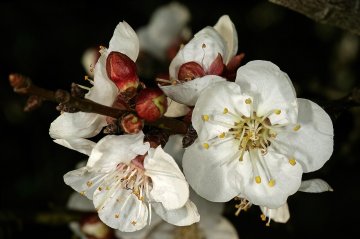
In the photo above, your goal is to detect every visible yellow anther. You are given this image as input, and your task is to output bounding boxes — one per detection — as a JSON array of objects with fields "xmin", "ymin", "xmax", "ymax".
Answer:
[
  {"xmin": 106, "ymin": 186, "xmax": 110, "ymax": 190},
  {"xmin": 293, "ymin": 124, "xmax": 301, "ymax": 131},
  {"xmin": 80, "ymin": 191, "xmax": 86, "ymax": 196},
  {"xmin": 202, "ymin": 114, "xmax": 210, "ymax": 121},
  {"xmin": 115, "ymin": 214, "xmax": 119, "ymax": 218},
  {"xmin": 255, "ymin": 176, "xmax": 262, "ymax": 184},
  {"xmin": 202, "ymin": 143, "xmax": 210, "ymax": 149},
  {"xmin": 86, "ymin": 181, "xmax": 93, "ymax": 187},
  {"xmin": 268, "ymin": 179, "xmax": 276, "ymax": 187},
  {"xmin": 131, "ymin": 221, "xmax": 137, "ymax": 225},
  {"xmin": 219, "ymin": 132, "xmax": 226, "ymax": 138},
  {"xmin": 202, "ymin": 43, "xmax": 206, "ymax": 48},
  {"xmin": 274, "ymin": 109, "xmax": 281, "ymax": 115},
  {"xmin": 84, "ymin": 75, "xmax": 89, "ymax": 81},
  {"xmin": 223, "ymin": 108, "xmax": 229, "ymax": 114},
  {"xmin": 260, "ymin": 214, "xmax": 266, "ymax": 221},
  {"xmin": 245, "ymin": 98, "xmax": 252, "ymax": 104},
  {"xmin": 289, "ymin": 158, "xmax": 297, "ymax": 166},
  {"xmin": 98, "ymin": 187, "xmax": 103, "ymax": 191},
  {"xmin": 131, "ymin": 117, "xmax": 138, "ymax": 123}
]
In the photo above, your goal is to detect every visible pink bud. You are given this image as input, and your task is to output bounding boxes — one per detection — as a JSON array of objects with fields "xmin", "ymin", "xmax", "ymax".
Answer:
[
  {"xmin": 120, "ymin": 113, "xmax": 144, "ymax": 134},
  {"xmin": 135, "ymin": 88, "xmax": 168, "ymax": 122},
  {"xmin": 178, "ymin": 61, "xmax": 205, "ymax": 82},
  {"xmin": 106, "ymin": 51, "xmax": 139, "ymax": 92},
  {"xmin": 208, "ymin": 53, "xmax": 225, "ymax": 75}
]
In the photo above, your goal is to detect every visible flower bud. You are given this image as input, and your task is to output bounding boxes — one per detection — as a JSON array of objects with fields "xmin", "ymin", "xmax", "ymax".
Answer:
[
  {"xmin": 106, "ymin": 51, "xmax": 139, "ymax": 92},
  {"xmin": 135, "ymin": 88, "xmax": 168, "ymax": 122},
  {"xmin": 120, "ymin": 113, "xmax": 144, "ymax": 134},
  {"xmin": 178, "ymin": 61, "xmax": 205, "ymax": 82},
  {"xmin": 79, "ymin": 214, "xmax": 114, "ymax": 239}
]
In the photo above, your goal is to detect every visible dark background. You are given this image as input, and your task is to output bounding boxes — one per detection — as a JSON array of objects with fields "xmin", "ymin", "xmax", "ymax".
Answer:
[{"xmin": 1, "ymin": 0, "xmax": 359, "ymax": 238}]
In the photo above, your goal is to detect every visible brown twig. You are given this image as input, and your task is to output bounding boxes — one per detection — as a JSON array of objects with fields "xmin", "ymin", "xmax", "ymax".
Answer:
[{"xmin": 269, "ymin": 0, "xmax": 360, "ymax": 36}]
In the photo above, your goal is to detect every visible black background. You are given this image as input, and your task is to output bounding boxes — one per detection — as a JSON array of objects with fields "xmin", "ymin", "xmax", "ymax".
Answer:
[{"xmin": 1, "ymin": 0, "xmax": 359, "ymax": 238}]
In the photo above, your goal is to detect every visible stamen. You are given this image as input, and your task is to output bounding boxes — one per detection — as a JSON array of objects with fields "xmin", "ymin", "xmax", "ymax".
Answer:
[
  {"xmin": 268, "ymin": 179, "xmax": 276, "ymax": 187},
  {"xmin": 202, "ymin": 114, "xmax": 209, "ymax": 121},
  {"xmin": 202, "ymin": 143, "xmax": 209, "ymax": 149},
  {"xmin": 293, "ymin": 124, "xmax": 301, "ymax": 131},
  {"xmin": 260, "ymin": 214, "xmax": 266, "ymax": 221},
  {"xmin": 245, "ymin": 98, "xmax": 252, "ymax": 104},
  {"xmin": 274, "ymin": 109, "xmax": 281, "ymax": 115},
  {"xmin": 289, "ymin": 157, "xmax": 296, "ymax": 166},
  {"xmin": 218, "ymin": 132, "xmax": 226, "ymax": 138},
  {"xmin": 223, "ymin": 108, "xmax": 229, "ymax": 114},
  {"xmin": 255, "ymin": 176, "xmax": 262, "ymax": 184}
]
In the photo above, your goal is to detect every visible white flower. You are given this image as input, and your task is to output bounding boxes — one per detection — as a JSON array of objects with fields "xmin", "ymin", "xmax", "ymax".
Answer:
[
  {"xmin": 49, "ymin": 21, "xmax": 139, "ymax": 154},
  {"xmin": 64, "ymin": 132, "xmax": 199, "ymax": 232},
  {"xmin": 159, "ymin": 15, "xmax": 239, "ymax": 106},
  {"xmin": 183, "ymin": 60, "xmax": 334, "ymax": 209},
  {"xmin": 137, "ymin": 2, "xmax": 191, "ymax": 60}
]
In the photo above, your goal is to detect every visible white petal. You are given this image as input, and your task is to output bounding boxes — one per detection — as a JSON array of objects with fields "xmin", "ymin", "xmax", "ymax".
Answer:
[
  {"xmin": 236, "ymin": 149, "xmax": 303, "ymax": 208},
  {"xmin": 299, "ymin": 179, "xmax": 333, "ymax": 193},
  {"xmin": 235, "ymin": 60, "xmax": 298, "ymax": 124},
  {"xmin": 53, "ymin": 138, "xmax": 95, "ymax": 156},
  {"xmin": 63, "ymin": 167, "xmax": 106, "ymax": 200},
  {"xmin": 116, "ymin": 213, "xmax": 162, "ymax": 239},
  {"xmin": 163, "ymin": 134, "xmax": 185, "ymax": 167},
  {"xmin": 137, "ymin": 2, "xmax": 190, "ymax": 60},
  {"xmin": 260, "ymin": 203, "xmax": 290, "ymax": 223},
  {"xmin": 183, "ymin": 139, "xmax": 240, "ymax": 202},
  {"xmin": 67, "ymin": 192, "xmax": 95, "ymax": 212},
  {"xmin": 87, "ymin": 133, "xmax": 150, "ymax": 171},
  {"xmin": 160, "ymin": 75, "xmax": 226, "ymax": 106},
  {"xmin": 213, "ymin": 15, "xmax": 238, "ymax": 64},
  {"xmin": 275, "ymin": 99, "xmax": 334, "ymax": 173},
  {"xmin": 85, "ymin": 53, "xmax": 118, "ymax": 107},
  {"xmin": 164, "ymin": 98, "xmax": 191, "ymax": 117},
  {"xmin": 152, "ymin": 200, "xmax": 200, "ymax": 226},
  {"xmin": 169, "ymin": 27, "xmax": 227, "ymax": 78},
  {"xmin": 93, "ymin": 183, "xmax": 148, "ymax": 232},
  {"xmin": 145, "ymin": 147, "xmax": 189, "ymax": 210},
  {"xmin": 49, "ymin": 112, "xmax": 105, "ymax": 139},
  {"xmin": 192, "ymin": 81, "xmax": 251, "ymax": 141},
  {"xmin": 108, "ymin": 21, "xmax": 139, "ymax": 62}
]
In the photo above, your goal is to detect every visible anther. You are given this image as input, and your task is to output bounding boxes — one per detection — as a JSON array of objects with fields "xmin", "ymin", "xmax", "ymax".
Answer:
[
  {"xmin": 86, "ymin": 181, "xmax": 93, "ymax": 187},
  {"xmin": 260, "ymin": 214, "xmax": 266, "ymax": 221},
  {"xmin": 223, "ymin": 108, "xmax": 229, "ymax": 114},
  {"xmin": 293, "ymin": 124, "xmax": 301, "ymax": 131},
  {"xmin": 115, "ymin": 214, "xmax": 119, "ymax": 218},
  {"xmin": 84, "ymin": 75, "xmax": 89, "ymax": 81},
  {"xmin": 255, "ymin": 176, "xmax": 262, "ymax": 184},
  {"xmin": 289, "ymin": 158, "xmax": 296, "ymax": 166},
  {"xmin": 218, "ymin": 132, "xmax": 226, "ymax": 138},
  {"xmin": 245, "ymin": 98, "xmax": 252, "ymax": 104},
  {"xmin": 202, "ymin": 43, "xmax": 206, "ymax": 48},
  {"xmin": 202, "ymin": 143, "xmax": 210, "ymax": 149},
  {"xmin": 268, "ymin": 179, "xmax": 275, "ymax": 187},
  {"xmin": 274, "ymin": 109, "xmax": 281, "ymax": 115},
  {"xmin": 202, "ymin": 114, "xmax": 209, "ymax": 121}
]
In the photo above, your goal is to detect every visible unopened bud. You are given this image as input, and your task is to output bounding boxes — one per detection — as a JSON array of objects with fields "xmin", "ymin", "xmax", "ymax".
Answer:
[
  {"xmin": 79, "ymin": 214, "xmax": 114, "ymax": 239},
  {"xmin": 178, "ymin": 61, "xmax": 205, "ymax": 82},
  {"xmin": 106, "ymin": 51, "xmax": 139, "ymax": 92},
  {"xmin": 120, "ymin": 113, "xmax": 144, "ymax": 134},
  {"xmin": 135, "ymin": 88, "xmax": 168, "ymax": 122}
]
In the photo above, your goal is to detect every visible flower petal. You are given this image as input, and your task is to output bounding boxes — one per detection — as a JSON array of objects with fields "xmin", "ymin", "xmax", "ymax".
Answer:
[
  {"xmin": 87, "ymin": 133, "xmax": 150, "ymax": 171},
  {"xmin": 160, "ymin": 75, "xmax": 226, "ymax": 106},
  {"xmin": 183, "ymin": 139, "xmax": 240, "ymax": 202},
  {"xmin": 108, "ymin": 21, "xmax": 139, "ymax": 62},
  {"xmin": 164, "ymin": 98, "xmax": 191, "ymax": 117},
  {"xmin": 53, "ymin": 138, "xmax": 95, "ymax": 156},
  {"xmin": 235, "ymin": 60, "xmax": 298, "ymax": 124},
  {"xmin": 93, "ymin": 182, "xmax": 148, "ymax": 232},
  {"xmin": 152, "ymin": 200, "xmax": 200, "ymax": 226},
  {"xmin": 49, "ymin": 112, "xmax": 105, "ymax": 139},
  {"xmin": 169, "ymin": 27, "xmax": 226, "ymax": 78},
  {"xmin": 192, "ymin": 81, "xmax": 251, "ymax": 141},
  {"xmin": 236, "ymin": 149, "xmax": 302, "ymax": 208},
  {"xmin": 67, "ymin": 192, "xmax": 95, "ymax": 212},
  {"xmin": 85, "ymin": 53, "xmax": 118, "ymax": 106},
  {"xmin": 260, "ymin": 203, "xmax": 290, "ymax": 223},
  {"xmin": 299, "ymin": 179, "xmax": 333, "ymax": 193},
  {"xmin": 145, "ymin": 146, "xmax": 189, "ymax": 210},
  {"xmin": 275, "ymin": 99, "xmax": 334, "ymax": 173},
  {"xmin": 213, "ymin": 15, "xmax": 238, "ymax": 64},
  {"xmin": 163, "ymin": 134, "xmax": 185, "ymax": 167},
  {"xmin": 63, "ymin": 167, "xmax": 106, "ymax": 200},
  {"xmin": 137, "ymin": 2, "xmax": 190, "ymax": 60}
]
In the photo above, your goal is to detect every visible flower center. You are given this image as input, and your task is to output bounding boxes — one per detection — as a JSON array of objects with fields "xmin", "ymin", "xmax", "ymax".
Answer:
[{"xmin": 115, "ymin": 155, "xmax": 151, "ymax": 201}]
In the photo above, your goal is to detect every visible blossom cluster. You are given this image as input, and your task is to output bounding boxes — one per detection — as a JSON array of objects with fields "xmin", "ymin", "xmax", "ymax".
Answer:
[{"xmin": 49, "ymin": 2, "xmax": 334, "ymax": 238}]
